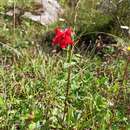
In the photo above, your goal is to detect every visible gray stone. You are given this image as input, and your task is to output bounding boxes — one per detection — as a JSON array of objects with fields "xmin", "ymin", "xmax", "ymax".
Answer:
[
  {"xmin": 6, "ymin": 0, "xmax": 63, "ymax": 25},
  {"xmin": 23, "ymin": 0, "xmax": 63, "ymax": 25},
  {"xmin": 97, "ymin": 0, "xmax": 129, "ymax": 15},
  {"xmin": 6, "ymin": 8, "xmax": 22, "ymax": 16},
  {"xmin": 96, "ymin": 0, "xmax": 117, "ymax": 14}
]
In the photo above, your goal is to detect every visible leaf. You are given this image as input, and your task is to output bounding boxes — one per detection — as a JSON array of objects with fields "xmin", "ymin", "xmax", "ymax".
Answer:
[
  {"xmin": 0, "ymin": 96, "xmax": 4, "ymax": 106},
  {"xmin": 63, "ymin": 62, "xmax": 76, "ymax": 69},
  {"xmin": 29, "ymin": 122, "xmax": 36, "ymax": 130}
]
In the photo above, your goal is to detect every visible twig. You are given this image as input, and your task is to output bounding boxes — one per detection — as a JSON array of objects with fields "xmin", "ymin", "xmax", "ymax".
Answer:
[
  {"xmin": 73, "ymin": 0, "xmax": 81, "ymax": 31},
  {"xmin": 13, "ymin": 0, "xmax": 16, "ymax": 41}
]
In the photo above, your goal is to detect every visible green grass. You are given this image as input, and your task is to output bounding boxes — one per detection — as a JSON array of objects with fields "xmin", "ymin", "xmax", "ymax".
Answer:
[
  {"xmin": 0, "ymin": 48, "xmax": 128, "ymax": 129},
  {"xmin": 0, "ymin": 0, "xmax": 130, "ymax": 130}
]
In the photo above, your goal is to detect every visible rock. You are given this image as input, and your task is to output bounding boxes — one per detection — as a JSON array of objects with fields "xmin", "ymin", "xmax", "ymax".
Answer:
[
  {"xmin": 96, "ymin": 0, "xmax": 117, "ymax": 14},
  {"xmin": 5, "ymin": 7, "xmax": 24, "ymax": 25},
  {"xmin": 6, "ymin": 0, "xmax": 63, "ymax": 25},
  {"xmin": 23, "ymin": 0, "xmax": 63, "ymax": 25},
  {"xmin": 6, "ymin": 8, "xmax": 22, "ymax": 17},
  {"xmin": 96, "ymin": 0, "xmax": 129, "ymax": 15},
  {"xmin": 120, "ymin": 26, "xmax": 130, "ymax": 38}
]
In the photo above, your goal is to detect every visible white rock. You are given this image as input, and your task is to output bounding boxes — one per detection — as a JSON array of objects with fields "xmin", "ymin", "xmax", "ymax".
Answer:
[
  {"xmin": 23, "ymin": 0, "xmax": 63, "ymax": 25},
  {"xmin": 6, "ymin": 0, "xmax": 63, "ymax": 25},
  {"xmin": 120, "ymin": 25, "xmax": 129, "ymax": 30}
]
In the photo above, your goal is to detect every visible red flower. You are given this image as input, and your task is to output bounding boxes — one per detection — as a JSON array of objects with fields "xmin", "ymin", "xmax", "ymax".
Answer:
[{"xmin": 52, "ymin": 27, "xmax": 74, "ymax": 49}]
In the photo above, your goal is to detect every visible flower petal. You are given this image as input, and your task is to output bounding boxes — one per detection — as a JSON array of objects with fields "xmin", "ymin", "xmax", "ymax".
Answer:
[{"xmin": 52, "ymin": 27, "xmax": 74, "ymax": 49}]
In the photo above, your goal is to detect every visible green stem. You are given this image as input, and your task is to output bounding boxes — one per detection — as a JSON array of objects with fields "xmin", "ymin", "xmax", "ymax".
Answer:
[
  {"xmin": 122, "ymin": 56, "xmax": 130, "ymax": 100},
  {"xmin": 116, "ymin": 55, "xmax": 130, "ymax": 104},
  {"xmin": 122, "ymin": 57, "xmax": 129, "ymax": 84},
  {"xmin": 62, "ymin": 45, "xmax": 73, "ymax": 125}
]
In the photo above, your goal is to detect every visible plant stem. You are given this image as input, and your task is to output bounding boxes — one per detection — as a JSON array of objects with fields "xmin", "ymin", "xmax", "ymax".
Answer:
[
  {"xmin": 117, "ymin": 55, "xmax": 129, "ymax": 104},
  {"xmin": 13, "ymin": 0, "xmax": 16, "ymax": 41},
  {"xmin": 62, "ymin": 46, "xmax": 73, "ymax": 125},
  {"xmin": 122, "ymin": 55, "xmax": 130, "ymax": 100},
  {"xmin": 122, "ymin": 57, "xmax": 129, "ymax": 84}
]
